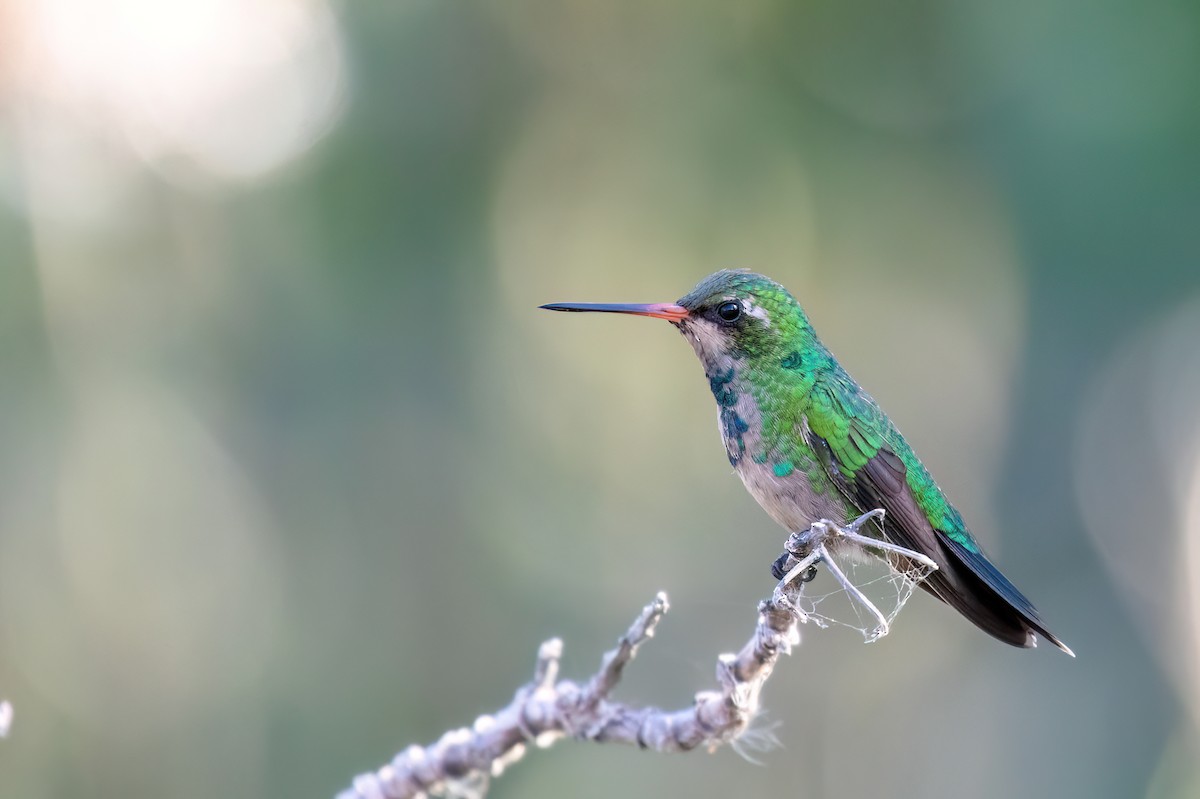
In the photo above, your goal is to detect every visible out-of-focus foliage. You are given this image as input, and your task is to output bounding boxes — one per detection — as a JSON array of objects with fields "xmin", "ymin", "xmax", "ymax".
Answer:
[{"xmin": 1, "ymin": 1, "xmax": 1198, "ymax": 797}]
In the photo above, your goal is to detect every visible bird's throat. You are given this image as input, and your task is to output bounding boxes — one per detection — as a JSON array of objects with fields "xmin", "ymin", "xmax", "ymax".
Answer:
[{"xmin": 707, "ymin": 364, "xmax": 757, "ymax": 467}]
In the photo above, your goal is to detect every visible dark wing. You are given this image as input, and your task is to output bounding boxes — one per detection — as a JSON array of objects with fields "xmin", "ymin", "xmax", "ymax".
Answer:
[{"xmin": 803, "ymin": 376, "xmax": 1071, "ymax": 653}]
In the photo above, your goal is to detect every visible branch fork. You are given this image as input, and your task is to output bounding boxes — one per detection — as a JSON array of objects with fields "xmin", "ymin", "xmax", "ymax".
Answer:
[{"xmin": 338, "ymin": 510, "xmax": 932, "ymax": 799}]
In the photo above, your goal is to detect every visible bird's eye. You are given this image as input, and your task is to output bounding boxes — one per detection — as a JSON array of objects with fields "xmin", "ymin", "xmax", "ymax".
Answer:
[{"xmin": 716, "ymin": 301, "xmax": 742, "ymax": 322}]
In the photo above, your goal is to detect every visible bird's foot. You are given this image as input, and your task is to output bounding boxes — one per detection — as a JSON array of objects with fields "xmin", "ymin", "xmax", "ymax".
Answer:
[
  {"xmin": 770, "ymin": 540, "xmax": 825, "ymax": 613},
  {"xmin": 771, "ymin": 529, "xmax": 821, "ymax": 582},
  {"xmin": 771, "ymin": 520, "xmax": 840, "ymax": 588}
]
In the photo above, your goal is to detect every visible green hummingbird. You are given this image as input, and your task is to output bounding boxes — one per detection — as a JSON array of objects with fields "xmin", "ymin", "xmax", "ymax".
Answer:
[{"xmin": 542, "ymin": 270, "xmax": 1072, "ymax": 655}]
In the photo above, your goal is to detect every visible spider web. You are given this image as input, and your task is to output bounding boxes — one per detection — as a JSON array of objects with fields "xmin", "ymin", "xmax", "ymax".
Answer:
[{"xmin": 793, "ymin": 548, "xmax": 937, "ymax": 643}]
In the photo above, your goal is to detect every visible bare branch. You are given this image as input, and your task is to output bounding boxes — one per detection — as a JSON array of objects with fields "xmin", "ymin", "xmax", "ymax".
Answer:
[{"xmin": 337, "ymin": 513, "xmax": 929, "ymax": 799}]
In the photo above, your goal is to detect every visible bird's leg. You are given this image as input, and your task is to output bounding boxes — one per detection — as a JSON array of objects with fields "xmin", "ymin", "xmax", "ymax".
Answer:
[{"xmin": 830, "ymin": 509, "xmax": 940, "ymax": 572}]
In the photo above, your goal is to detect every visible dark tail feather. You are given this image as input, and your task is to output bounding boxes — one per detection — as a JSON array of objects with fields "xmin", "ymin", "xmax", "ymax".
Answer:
[{"xmin": 921, "ymin": 537, "xmax": 1074, "ymax": 657}]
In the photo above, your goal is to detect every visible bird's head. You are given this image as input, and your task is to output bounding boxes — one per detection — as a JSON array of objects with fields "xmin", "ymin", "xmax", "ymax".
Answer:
[{"xmin": 541, "ymin": 270, "xmax": 814, "ymax": 373}]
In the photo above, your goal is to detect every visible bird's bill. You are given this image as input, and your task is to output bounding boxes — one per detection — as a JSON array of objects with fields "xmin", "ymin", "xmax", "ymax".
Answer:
[{"xmin": 538, "ymin": 302, "xmax": 689, "ymax": 322}]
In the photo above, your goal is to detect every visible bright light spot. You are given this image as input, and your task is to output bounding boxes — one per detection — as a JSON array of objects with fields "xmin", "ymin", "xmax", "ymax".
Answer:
[{"xmin": 13, "ymin": 0, "xmax": 345, "ymax": 182}]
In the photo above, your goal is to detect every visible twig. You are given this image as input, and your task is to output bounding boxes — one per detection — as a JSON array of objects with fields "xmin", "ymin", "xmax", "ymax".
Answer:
[{"xmin": 337, "ymin": 512, "xmax": 927, "ymax": 799}]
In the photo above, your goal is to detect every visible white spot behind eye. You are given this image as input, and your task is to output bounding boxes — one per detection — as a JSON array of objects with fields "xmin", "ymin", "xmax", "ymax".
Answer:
[{"xmin": 744, "ymin": 302, "xmax": 770, "ymax": 327}]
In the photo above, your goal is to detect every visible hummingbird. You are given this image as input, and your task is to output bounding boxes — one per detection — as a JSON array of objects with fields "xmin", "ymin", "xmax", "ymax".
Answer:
[{"xmin": 542, "ymin": 270, "xmax": 1072, "ymax": 655}]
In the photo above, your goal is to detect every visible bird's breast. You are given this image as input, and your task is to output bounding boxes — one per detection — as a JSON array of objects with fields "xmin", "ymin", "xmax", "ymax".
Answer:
[
  {"xmin": 711, "ymin": 377, "xmax": 850, "ymax": 533},
  {"xmin": 735, "ymin": 453, "xmax": 851, "ymax": 534}
]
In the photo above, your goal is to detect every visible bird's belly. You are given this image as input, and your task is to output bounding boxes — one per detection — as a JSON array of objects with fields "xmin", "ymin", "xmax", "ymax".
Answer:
[{"xmin": 736, "ymin": 458, "xmax": 853, "ymax": 533}]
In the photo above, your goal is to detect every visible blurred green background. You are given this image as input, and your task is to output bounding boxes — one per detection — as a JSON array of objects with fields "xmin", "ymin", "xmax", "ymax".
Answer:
[{"xmin": 2, "ymin": 1, "xmax": 1199, "ymax": 797}]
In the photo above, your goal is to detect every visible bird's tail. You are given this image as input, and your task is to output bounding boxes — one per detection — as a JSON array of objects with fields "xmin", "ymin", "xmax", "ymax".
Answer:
[{"xmin": 920, "ymin": 536, "xmax": 1074, "ymax": 657}]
